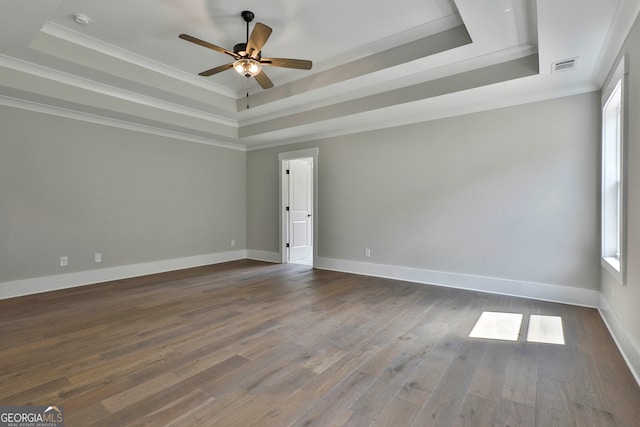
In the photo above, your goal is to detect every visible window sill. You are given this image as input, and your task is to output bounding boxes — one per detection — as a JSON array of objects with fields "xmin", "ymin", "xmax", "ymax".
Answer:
[{"xmin": 602, "ymin": 256, "xmax": 623, "ymax": 284}]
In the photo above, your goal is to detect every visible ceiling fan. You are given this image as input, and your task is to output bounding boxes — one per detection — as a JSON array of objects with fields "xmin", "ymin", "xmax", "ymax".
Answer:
[{"xmin": 179, "ymin": 10, "xmax": 312, "ymax": 89}]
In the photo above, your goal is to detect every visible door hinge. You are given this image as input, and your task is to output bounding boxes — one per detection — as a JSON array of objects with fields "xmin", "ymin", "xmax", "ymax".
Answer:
[
  {"xmin": 286, "ymin": 169, "xmax": 290, "ymax": 174},
  {"xmin": 286, "ymin": 243, "xmax": 290, "ymax": 248},
  {"xmin": 286, "ymin": 206, "xmax": 290, "ymax": 211}
]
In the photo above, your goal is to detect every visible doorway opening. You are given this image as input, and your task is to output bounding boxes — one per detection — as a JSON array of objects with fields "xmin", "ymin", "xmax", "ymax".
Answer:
[{"xmin": 278, "ymin": 148, "xmax": 318, "ymax": 266}]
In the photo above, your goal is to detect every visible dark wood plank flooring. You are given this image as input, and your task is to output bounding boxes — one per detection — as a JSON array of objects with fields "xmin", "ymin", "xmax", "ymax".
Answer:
[{"xmin": 1, "ymin": 260, "xmax": 639, "ymax": 426}]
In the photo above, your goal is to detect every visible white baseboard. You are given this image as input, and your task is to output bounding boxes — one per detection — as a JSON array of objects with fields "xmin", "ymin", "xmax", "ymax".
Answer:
[
  {"xmin": 246, "ymin": 250, "xmax": 281, "ymax": 263},
  {"xmin": 313, "ymin": 257, "xmax": 639, "ymax": 387},
  {"xmin": 1, "ymin": 252, "xmax": 600, "ymax": 308},
  {"xmin": 2, "ymin": 251, "xmax": 637, "ymax": 387},
  {"xmin": 0, "ymin": 250, "xmax": 247, "ymax": 300},
  {"xmin": 314, "ymin": 257, "xmax": 600, "ymax": 308},
  {"xmin": 598, "ymin": 295, "xmax": 640, "ymax": 387}
]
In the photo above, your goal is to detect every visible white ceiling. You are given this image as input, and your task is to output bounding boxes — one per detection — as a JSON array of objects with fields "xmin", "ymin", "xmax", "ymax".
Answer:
[{"xmin": 1, "ymin": 0, "xmax": 639, "ymax": 150}]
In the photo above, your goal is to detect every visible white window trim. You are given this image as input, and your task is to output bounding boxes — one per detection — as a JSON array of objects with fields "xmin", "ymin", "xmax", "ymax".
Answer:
[{"xmin": 601, "ymin": 55, "xmax": 628, "ymax": 284}]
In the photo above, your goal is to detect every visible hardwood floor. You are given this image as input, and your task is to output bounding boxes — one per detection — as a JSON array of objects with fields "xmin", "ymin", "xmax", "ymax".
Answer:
[{"xmin": 1, "ymin": 260, "xmax": 639, "ymax": 426}]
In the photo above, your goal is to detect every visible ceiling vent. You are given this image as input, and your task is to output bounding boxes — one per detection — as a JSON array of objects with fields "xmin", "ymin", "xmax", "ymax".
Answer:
[{"xmin": 552, "ymin": 58, "xmax": 578, "ymax": 73}]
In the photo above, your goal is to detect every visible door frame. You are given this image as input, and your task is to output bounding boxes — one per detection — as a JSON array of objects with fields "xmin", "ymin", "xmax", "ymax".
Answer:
[{"xmin": 278, "ymin": 147, "xmax": 318, "ymax": 265}]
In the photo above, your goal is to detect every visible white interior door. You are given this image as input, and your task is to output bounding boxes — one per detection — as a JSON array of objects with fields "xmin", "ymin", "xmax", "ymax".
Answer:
[{"xmin": 288, "ymin": 158, "xmax": 313, "ymax": 262}]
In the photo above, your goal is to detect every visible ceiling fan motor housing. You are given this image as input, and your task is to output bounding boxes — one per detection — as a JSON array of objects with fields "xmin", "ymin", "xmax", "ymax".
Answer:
[
  {"xmin": 234, "ymin": 43, "xmax": 261, "ymax": 59},
  {"xmin": 234, "ymin": 43, "xmax": 248, "ymax": 56}
]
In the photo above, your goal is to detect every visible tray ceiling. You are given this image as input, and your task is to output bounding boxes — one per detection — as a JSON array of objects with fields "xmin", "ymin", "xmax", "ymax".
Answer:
[{"xmin": 1, "ymin": 0, "xmax": 638, "ymax": 149}]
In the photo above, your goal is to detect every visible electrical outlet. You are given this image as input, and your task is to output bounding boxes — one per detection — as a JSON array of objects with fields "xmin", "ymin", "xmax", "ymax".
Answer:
[
  {"xmin": 364, "ymin": 248, "xmax": 371, "ymax": 258},
  {"xmin": 94, "ymin": 253, "xmax": 102, "ymax": 263},
  {"xmin": 231, "ymin": 239, "xmax": 236, "ymax": 247},
  {"xmin": 60, "ymin": 256, "xmax": 68, "ymax": 267}
]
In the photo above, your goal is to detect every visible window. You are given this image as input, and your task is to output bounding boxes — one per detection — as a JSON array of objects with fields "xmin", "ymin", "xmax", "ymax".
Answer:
[{"xmin": 601, "ymin": 57, "xmax": 626, "ymax": 283}]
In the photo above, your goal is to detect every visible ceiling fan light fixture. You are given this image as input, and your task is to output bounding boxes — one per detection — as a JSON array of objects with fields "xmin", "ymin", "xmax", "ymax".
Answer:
[{"xmin": 233, "ymin": 58, "xmax": 262, "ymax": 77}]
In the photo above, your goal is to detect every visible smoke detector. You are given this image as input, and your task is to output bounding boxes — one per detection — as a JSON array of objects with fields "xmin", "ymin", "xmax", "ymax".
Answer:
[{"xmin": 73, "ymin": 13, "xmax": 91, "ymax": 25}]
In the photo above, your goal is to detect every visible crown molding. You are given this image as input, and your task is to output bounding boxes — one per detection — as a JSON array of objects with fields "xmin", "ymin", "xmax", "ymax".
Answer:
[
  {"xmin": 244, "ymin": 80, "xmax": 597, "ymax": 151},
  {"xmin": 1, "ymin": 48, "xmax": 596, "ymax": 153},
  {"xmin": 41, "ymin": 22, "xmax": 239, "ymax": 99},
  {"xmin": 591, "ymin": 0, "xmax": 640, "ymax": 86},
  {"xmin": 239, "ymin": 43, "xmax": 537, "ymax": 127},
  {"xmin": 0, "ymin": 95, "xmax": 246, "ymax": 151},
  {"xmin": 0, "ymin": 53, "xmax": 238, "ymax": 128}
]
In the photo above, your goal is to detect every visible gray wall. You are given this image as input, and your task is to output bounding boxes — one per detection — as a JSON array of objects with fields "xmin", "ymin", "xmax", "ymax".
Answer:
[
  {"xmin": 246, "ymin": 147, "xmax": 280, "ymax": 256},
  {"xmin": 600, "ymin": 13, "xmax": 640, "ymax": 372},
  {"xmin": 248, "ymin": 92, "xmax": 601, "ymax": 290},
  {"xmin": 0, "ymin": 107, "xmax": 246, "ymax": 283}
]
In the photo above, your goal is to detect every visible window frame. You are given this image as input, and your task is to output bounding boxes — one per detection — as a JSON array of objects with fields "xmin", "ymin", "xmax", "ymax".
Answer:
[{"xmin": 601, "ymin": 55, "xmax": 628, "ymax": 284}]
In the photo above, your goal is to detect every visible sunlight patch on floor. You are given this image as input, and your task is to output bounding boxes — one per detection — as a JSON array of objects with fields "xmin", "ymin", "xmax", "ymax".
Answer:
[
  {"xmin": 527, "ymin": 314, "xmax": 565, "ymax": 345},
  {"xmin": 469, "ymin": 311, "xmax": 523, "ymax": 341}
]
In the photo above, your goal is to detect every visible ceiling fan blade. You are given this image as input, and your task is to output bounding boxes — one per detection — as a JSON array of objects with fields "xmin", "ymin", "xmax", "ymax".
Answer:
[
  {"xmin": 261, "ymin": 58, "xmax": 312, "ymax": 70},
  {"xmin": 199, "ymin": 63, "xmax": 234, "ymax": 76},
  {"xmin": 246, "ymin": 23, "xmax": 272, "ymax": 58},
  {"xmin": 179, "ymin": 34, "xmax": 239, "ymax": 59},
  {"xmin": 254, "ymin": 70, "xmax": 274, "ymax": 89}
]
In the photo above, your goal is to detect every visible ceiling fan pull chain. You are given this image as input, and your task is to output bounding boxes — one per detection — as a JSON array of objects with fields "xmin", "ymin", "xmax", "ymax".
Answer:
[{"xmin": 246, "ymin": 79, "xmax": 250, "ymax": 109}]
